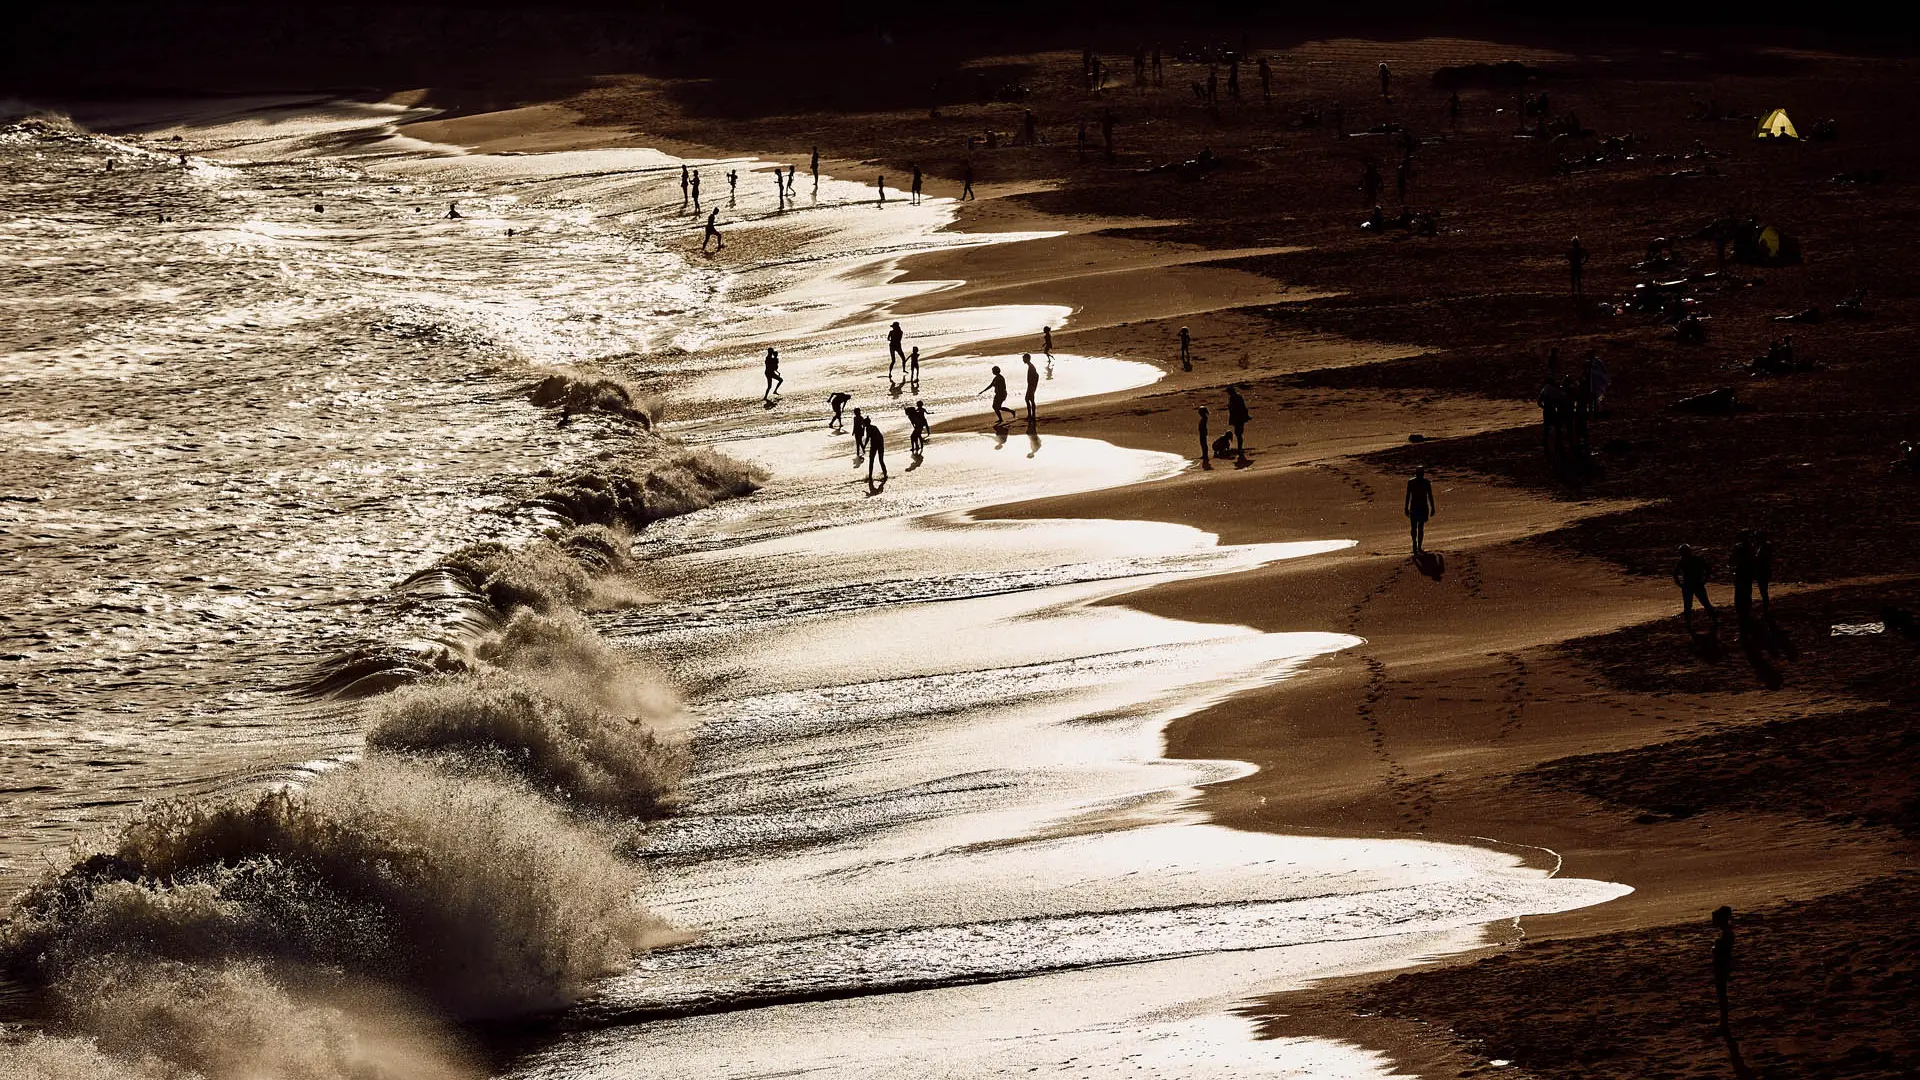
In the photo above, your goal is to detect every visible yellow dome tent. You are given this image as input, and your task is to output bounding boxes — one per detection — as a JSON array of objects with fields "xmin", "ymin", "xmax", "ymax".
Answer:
[{"xmin": 1756, "ymin": 108, "xmax": 1799, "ymax": 139}]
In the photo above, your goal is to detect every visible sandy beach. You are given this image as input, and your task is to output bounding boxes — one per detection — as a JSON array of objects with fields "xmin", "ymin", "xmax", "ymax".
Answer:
[
  {"xmin": 400, "ymin": 32, "xmax": 1920, "ymax": 1079},
  {"xmin": 5, "ymin": 24, "xmax": 1919, "ymax": 1080}
]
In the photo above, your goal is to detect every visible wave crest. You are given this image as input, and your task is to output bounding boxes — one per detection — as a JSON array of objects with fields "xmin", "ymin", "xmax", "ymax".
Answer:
[
  {"xmin": 536, "ymin": 448, "xmax": 764, "ymax": 531},
  {"xmin": 528, "ymin": 369, "xmax": 661, "ymax": 428}
]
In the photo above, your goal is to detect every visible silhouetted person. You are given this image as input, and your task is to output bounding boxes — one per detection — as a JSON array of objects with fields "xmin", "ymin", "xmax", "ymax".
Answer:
[
  {"xmin": 1538, "ymin": 377, "xmax": 1569, "ymax": 456},
  {"xmin": 867, "ymin": 424, "xmax": 888, "ymax": 482},
  {"xmin": 1752, "ymin": 532, "xmax": 1774, "ymax": 619},
  {"xmin": 1207, "ymin": 67, "xmax": 1219, "ymax": 105},
  {"xmin": 1226, "ymin": 385, "xmax": 1250, "ymax": 460},
  {"xmin": 1362, "ymin": 161, "xmax": 1382, "ymax": 206},
  {"xmin": 691, "ymin": 169, "xmax": 701, "ymax": 210},
  {"xmin": 887, "ymin": 321, "xmax": 907, "ymax": 375},
  {"xmin": 1731, "ymin": 533, "xmax": 1757, "ymax": 627},
  {"xmin": 1259, "ymin": 56, "xmax": 1273, "ymax": 100},
  {"xmin": 1101, "ymin": 109, "xmax": 1115, "ymax": 162},
  {"xmin": 877, "ymin": 175, "xmax": 886, "ymax": 206},
  {"xmin": 909, "ymin": 399, "xmax": 932, "ymax": 454},
  {"xmin": 787, "ymin": 164, "xmax": 798, "ymax": 195},
  {"xmin": 906, "ymin": 346, "xmax": 921, "ymax": 384},
  {"xmin": 775, "ymin": 170, "xmax": 786, "ymax": 211},
  {"xmin": 827, "ymin": 391, "xmax": 851, "ymax": 428},
  {"xmin": 910, "ymin": 163, "xmax": 923, "ymax": 204},
  {"xmin": 680, "ymin": 165, "xmax": 689, "ymax": 206},
  {"xmin": 1178, "ymin": 325, "xmax": 1192, "ymax": 371},
  {"xmin": 960, "ymin": 159, "xmax": 975, "ymax": 200},
  {"xmin": 1674, "ymin": 544, "xmax": 1718, "ymax": 632},
  {"xmin": 1197, "ymin": 406, "xmax": 1213, "ymax": 470},
  {"xmin": 1568, "ymin": 236, "xmax": 1590, "ymax": 296},
  {"xmin": 727, "ymin": 169, "xmax": 738, "ymax": 201},
  {"xmin": 1042, "ymin": 325, "xmax": 1054, "ymax": 358},
  {"xmin": 762, "ymin": 347, "xmax": 784, "ymax": 402},
  {"xmin": 1712, "ymin": 906, "xmax": 1735, "ymax": 1034},
  {"xmin": 1378, "ymin": 62, "xmax": 1392, "ymax": 101},
  {"xmin": 701, "ymin": 208, "xmax": 724, "ymax": 252},
  {"xmin": 1023, "ymin": 354, "xmax": 1040, "ymax": 418},
  {"xmin": 852, "ymin": 407, "xmax": 869, "ymax": 458},
  {"xmin": 811, "ymin": 146, "xmax": 820, "ymax": 191},
  {"xmin": 1227, "ymin": 61, "xmax": 1240, "ymax": 100},
  {"xmin": 979, "ymin": 365, "xmax": 1015, "ymax": 423},
  {"xmin": 1152, "ymin": 44, "xmax": 1163, "ymax": 86},
  {"xmin": 445, "ymin": 201, "xmax": 462, "ymax": 220},
  {"xmin": 1405, "ymin": 466, "xmax": 1436, "ymax": 554}
]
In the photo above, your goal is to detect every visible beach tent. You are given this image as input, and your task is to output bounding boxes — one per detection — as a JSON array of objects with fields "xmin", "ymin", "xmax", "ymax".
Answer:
[{"xmin": 1755, "ymin": 108, "xmax": 1799, "ymax": 139}]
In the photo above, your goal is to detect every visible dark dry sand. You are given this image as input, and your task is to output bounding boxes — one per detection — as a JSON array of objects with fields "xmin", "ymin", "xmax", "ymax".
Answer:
[{"xmin": 417, "ymin": 35, "xmax": 1920, "ymax": 1079}]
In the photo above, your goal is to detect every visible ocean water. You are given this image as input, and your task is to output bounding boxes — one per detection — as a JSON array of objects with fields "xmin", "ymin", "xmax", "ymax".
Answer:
[{"xmin": 0, "ymin": 99, "xmax": 1626, "ymax": 1078}]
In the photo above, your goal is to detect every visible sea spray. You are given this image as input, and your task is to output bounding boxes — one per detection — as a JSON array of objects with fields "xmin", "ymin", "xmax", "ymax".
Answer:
[
  {"xmin": 367, "ymin": 667, "xmax": 685, "ymax": 817},
  {"xmin": 438, "ymin": 525, "xmax": 648, "ymax": 614},
  {"xmin": 535, "ymin": 448, "xmax": 764, "ymax": 532},
  {"xmin": 527, "ymin": 368, "xmax": 663, "ymax": 429}
]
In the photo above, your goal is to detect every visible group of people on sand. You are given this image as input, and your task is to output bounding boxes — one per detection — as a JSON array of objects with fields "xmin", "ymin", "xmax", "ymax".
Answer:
[{"xmin": 1672, "ymin": 531, "xmax": 1776, "ymax": 636}]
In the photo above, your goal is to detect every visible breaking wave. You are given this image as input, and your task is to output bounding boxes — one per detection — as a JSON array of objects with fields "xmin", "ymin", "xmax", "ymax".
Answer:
[
  {"xmin": 535, "ymin": 448, "xmax": 764, "ymax": 532},
  {"xmin": 528, "ymin": 368, "xmax": 662, "ymax": 429}
]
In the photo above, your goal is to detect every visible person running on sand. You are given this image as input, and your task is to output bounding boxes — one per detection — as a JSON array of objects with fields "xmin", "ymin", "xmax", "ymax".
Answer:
[
  {"xmin": 960, "ymin": 160, "xmax": 976, "ymax": 201},
  {"xmin": 1568, "ymin": 235, "xmax": 1590, "ymax": 296},
  {"xmin": 691, "ymin": 169, "xmax": 701, "ymax": 210},
  {"xmin": 979, "ymin": 365, "xmax": 1015, "ymax": 423},
  {"xmin": 1023, "ymin": 354, "xmax": 1040, "ymax": 418},
  {"xmin": 762, "ymin": 347, "xmax": 784, "ymax": 402},
  {"xmin": 1042, "ymin": 325, "xmax": 1054, "ymax": 359},
  {"xmin": 1178, "ymin": 325, "xmax": 1193, "ymax": 371},
  {"xmin": 827, "ymin": 392, "xmax": 851, "ymax": 428},
  {"xmin": 1405, "ymin": 466, "xmax": 1436, "ymax": 554},
  {"xmin": 867, "ymin": 424, "xmax": 889, "ymax": 483},
  {"xmin": 910, "ymin": 164, "xmax": 923, "ymax": 205},
  {"xmin": 907, "ymin": 345, "xmax": 921, "ymax": 384},
  {"xmin": 1226, "ymin": 384, "xmax": 1251, "ymax": 459},
  {"xmin": 1197, "ymin": 406, "xmax": 1213, "ymax": 470},
  {"xmin": 701, "ymin": 209, "xmax": 725, "ymax": 252},
  {"xmin": 1673, "ymin": 544, "xmax": 1718, "ymax": 632},
  {"xmin": 887, "ymin": 322, "xmax": 907, "ymax": 373}
]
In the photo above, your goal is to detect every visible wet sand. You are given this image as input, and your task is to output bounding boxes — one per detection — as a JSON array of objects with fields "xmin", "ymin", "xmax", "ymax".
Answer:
[{"xmin": 409, "ymin": 31, "xmax": 1920, "ymax": 1080}]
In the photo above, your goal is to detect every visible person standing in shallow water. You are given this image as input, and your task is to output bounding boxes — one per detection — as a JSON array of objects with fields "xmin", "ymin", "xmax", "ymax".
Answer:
[
  {"xmin": 1023, "ymin": 354, "xmax": 1040, "ymax": 419},
  {"xmin": 1404, "ymin": 466, "xmax": 1436, "ymax": 554},
  {"xmin": 979, "ymin": 365, "xmax": 1014, "ymax": 423},
  {"xmin": 1042, "ymin": 325, "xmax": 1054, "ymax": 360},
  {"xmin": 680, "ymin": 165, "xmax": 689, "ymax": 206},
  {"xmin": 910, "ymin": 164, "xmax": 923, "ymax": 205},
  {"xmin": 876, "ymin": 176, "xmax": 886, "ymax": 206},
  {"xmin": 762, "ymin": 347, "xmax": 784, "ymax": 403},
  {"xmin": 811, "ymin": 146, "xmax": 821, "ymax": 192},
  {"xmin": 866, "ymin": 423, "xmax": 889, "ymax": 483}
]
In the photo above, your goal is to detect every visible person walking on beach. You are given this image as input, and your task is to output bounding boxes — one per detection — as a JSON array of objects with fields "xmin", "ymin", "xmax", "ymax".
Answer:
[
  {"xmin": 1226, "ymin": 384, "xmax": 1251, "ymax": 460},
  {"xmin": 1568, "ymin": 235, "xmax": 1590, "ymax": 297},
  {"xmin": 1023, "ymin": 354, "xmax": 1041, "ymax": 419},
  {"xmin": 906, "ymin": 345, "xmax": 921, "ymax": 384},
  {"xmin": 1405, "ymin": 466, "xmax": 1436, "ymax": 554},
  {"xmin": 1042, "ymin": 325, "xmax": 1054, "ymax": 360},
  {"xmin": 877, "ymin": 176, "xmax": 886, "ymax": 206},
  {"xmin": 1731, "ymin": 532, "xmax": 1758, "ymax": 628},
  {"xmin": 910, "ymin": 164, "xmax": 924, "ymax": 205},
  {"xmin": 786, "ymin": 164, "xmax": 798, "ymax": 197},
  {"xmin": 811, "ymin": 146, "xmax": 821, "ymax": 192},
  {"xmin": 701, "ymin": 208, "xmax": 725, "ymax": 252},
  {"xmin": 960, "ymin": 159, "xmax": 976, "ymax": 201},
  {"xmin": 867, "ymin": 423, "xmax": 889, "ymax": 483},
  {"xmin": 1178, "ymin": 325, "xmax": 1193, "ymax": 371},
  {"xmin": 1674, "ymin": 544, "xmax": 1718, "ymax": 632},
  {"xmin": 690, "ymin": 169, "xmax": 701, "ymax": 211},
  {"xmin": 908, "ymin": 399, "xmax": 932, "ymax": 455},
  {"xmin": 680, "ymin": 165, "xmax": 689, "ymax": 206},
  {"xmin": 887, "ymin": 322, "xmax": 907, "ymax": 375},
  {"xmin": 1711, "ymin": 906, "xmax": 1735, "ymax": 1034},
  {"xmin": 762, "ymin": 347, "xmax": 784, "ymax": 403},
  {"xmin": 1197, "ymin": 406, "xmax": 1213, "ymax": 470},
  {"xmin": 979, "ymin": 365, "xmax": 1015, "ymax": 423},
  {"xmin": 827, "ymin": 391, "xmax": 851, "ymax": 429}
]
